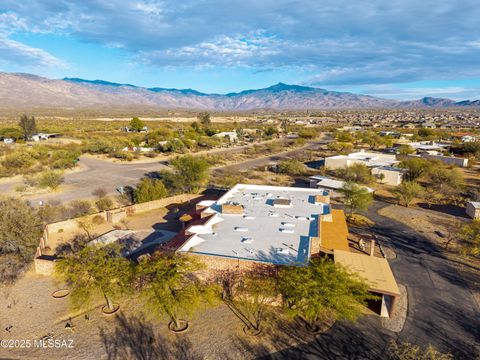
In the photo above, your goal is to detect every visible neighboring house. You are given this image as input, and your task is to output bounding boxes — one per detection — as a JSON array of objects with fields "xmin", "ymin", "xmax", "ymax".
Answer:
[
  {"xmin": 466, "ymin": 202, "xmax": 480, "ymax": 219},
  {"xmin": 309, "ymin": 175, "xmax": 374, "ymax": 195},
  {"xmin": 122, "ymin": 146, "xmax": 155, "ymax": 152},
  {"xmin": 422, "ymin": 122, "xmax": 437, "ymax": 129},
  {"xmin": 213, "ymin": 131, "xmax": 238, "ymax": 143},
  {"xmin": 371, "ymin": 166, "xmax": 405, "ymax": 186},
  {"xmin": 378, "ymin": 131, "xmax": 400, "ymax": 137},
  {"xmin": 3, "ymin": 138, "xmax": 15, "ymax": 144},
  {"xmin": 402, "ymin": 141, "xmax": 449, "ymax": 154},
  {"xmin": 449, "ymin": 133, "xmax": 478, "ymax": 143},
  {"xmin": 29, "ymin": 133, "xmax": 60, "ymax": 142},
  {"xmin": 419, "ymin": 154, "xmax": 469, "ymax": 168},
  {"xmin": 324, "ymin": 150, "xmax": 399, "ymax": 170},
  {"xmin": 122, "ymin": 126, "xmax": 149, "ymax": 133}
]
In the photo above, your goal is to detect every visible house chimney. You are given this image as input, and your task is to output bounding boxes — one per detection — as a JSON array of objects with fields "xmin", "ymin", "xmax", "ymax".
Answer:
[{"xmin": 370, "ymin": 239, "xmax": 375, "ymax": 256}]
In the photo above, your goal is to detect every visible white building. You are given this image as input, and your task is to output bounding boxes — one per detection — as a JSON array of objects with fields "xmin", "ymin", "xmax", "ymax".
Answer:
[
  {"xmin": 371, "ymin": 166, "xmax": 406, "ymax": 186},
  {"xmin": 177, "ymin": 184, "xmax": 336, "ymax": 266},
  {"xmin": 29, "ymin": 133, "xmax": 60, "ymax": 142},
  {"xmin": 213, "ymin": 131, "xmax": 238, "ymax": 142},
  {"xmin": 309, "ymin": 175, "xmax": 374, "ymax": 194},
  {"xmin": 466, "ymin": 202, "xmax": 480, "ymax": 219},
  {"xmin": 324, "ymin": 150, "xmax": 399, "ymax": 170}
]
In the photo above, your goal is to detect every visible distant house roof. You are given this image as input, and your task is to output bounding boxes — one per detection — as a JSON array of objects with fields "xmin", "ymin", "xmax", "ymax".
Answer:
[
  {"xmin": 309, "ymin": 176, "xmax": 374, "ymax": 193},
  {"xmin": 372, "ymin": 166, "xmax": 406, "ymax": 173},
  {"xmin": 334, "ymin": 250, "xmax": 400, "ymax": 296},
  {"xmin": 468, "ymin": 202, "xmax": 480, "ymax": 209}
]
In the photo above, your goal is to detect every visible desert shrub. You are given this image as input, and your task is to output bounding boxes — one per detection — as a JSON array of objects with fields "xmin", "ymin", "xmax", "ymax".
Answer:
[
  {"xmin": 134, "ymin": 178, "xmax": 168, "ymax": 203},
  {"xmin": 67, "ymin": 200, "xmax": 94, "ymax": 218},
  {"xmin": 37, "ymin": 170, "xmax": 64, "ymax": 190},
  {"xmin": 37, "ymin": 204, "xmax": 68, "ymax": 223},
  {"xmin": 336, "ymin": 163, "xmax": 375, "ymax": 184},
  {"xmin": 0, "ymin": 198, "xmax": 42, "ymax": 283},
  {"xmin": 92, "ymin": 214, "xmax": 106, "ymax": 225},
  {"xmin": 277, "ymin": 159, "xmax": 306, "ymax": 176},
  {"xmin": 298, "ymin": 128, "xmax": 318, "ymax": 139},
  {"xmin": 92, "ymin": 187, "xmax": 108, "ymax": 198},
  {"xmin": 110, "ymin": 151, "xmax": 134, "ymax": 161},
  {"xmin": 95, "ymin": 197, "xmax": 114, "ymax": 211},
  {"xmin": 85, "ymin": 138, "xmax": 116, "ymax": 153},
  {"xmin": 55, "ymin": 234, "xmax": 90, "ymax": 256},
  {"xmin": 2, "ymin": 150, "xmax": 35, "ymax": 170}
]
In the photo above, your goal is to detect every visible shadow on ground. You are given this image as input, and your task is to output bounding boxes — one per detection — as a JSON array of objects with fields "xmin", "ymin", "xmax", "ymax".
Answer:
[{"xmin": 100, "ymin": 313, "xmax": 202, "ymax": 360}]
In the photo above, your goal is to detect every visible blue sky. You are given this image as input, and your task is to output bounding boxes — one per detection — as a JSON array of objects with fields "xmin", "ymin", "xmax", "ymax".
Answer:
[{"xmin": 1, "ymin": 0, "xmax": 480, "ymax": 100}]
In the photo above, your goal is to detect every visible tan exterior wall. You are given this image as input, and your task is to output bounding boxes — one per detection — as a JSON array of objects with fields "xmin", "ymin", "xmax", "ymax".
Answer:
[
  {"xmin": 129, "ymin": 194, "xmax": 202, "ymax": 214},
  {"xmin": 34, "ymin": 257, "xmax": 56, "ymax": 275},
  {"xmin": 36, "ymin": 194, "xmax": 204, "ymax": 275},
  {"xmin": 190, "ymin": 253, "xmax": 260, "ymax": 275},
  {"xmin": 46, "ymin": 212, "xmax": 108, "ymax": 235},
  {"xmin": 324, "ymin": 157, "xmax": 348, "ymax": 169}
]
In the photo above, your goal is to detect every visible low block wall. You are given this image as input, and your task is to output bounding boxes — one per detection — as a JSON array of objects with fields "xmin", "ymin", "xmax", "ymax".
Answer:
[
  {"xmin": 36, "ymin": 194, "xmax": 205, "ymax": 275},
  {"xmin": 46, "ymin": 212, "xmax": 108, "ymax": 235},
  {"xmin": 129, "ymin": 194, "xmax": 202, "ymax": 214}
]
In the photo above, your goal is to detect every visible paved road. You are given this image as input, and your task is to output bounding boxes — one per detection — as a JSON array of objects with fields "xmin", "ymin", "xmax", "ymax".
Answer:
[
  {"xmin": 265, "ymin": 201, "xmax": 480, "ymax": 359},
  {"xmin": 0, "ymin": 137, "xmax": 331, "ymax": 205},
  {"xmin": 213, "ymin": 139, "xmax": 330, "ymax": 174}
]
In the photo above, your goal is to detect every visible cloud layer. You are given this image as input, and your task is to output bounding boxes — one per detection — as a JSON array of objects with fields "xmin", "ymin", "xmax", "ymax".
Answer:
[{"xmin": 0, "ymin": 0, "xmax": 479, "ymax": 89}]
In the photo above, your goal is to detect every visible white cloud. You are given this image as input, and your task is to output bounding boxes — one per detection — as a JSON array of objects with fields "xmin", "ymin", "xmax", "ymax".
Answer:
[
  {"xmin": 0, "ymin": 35, "xmax": 65, "ymax": 67},
  {"xmin": 136, "ymin": 32, "xmax": 285, "ymax": 67},
  {"xmin": 133, "ymin": 1, "xmax": 165, "ymax": 16}
]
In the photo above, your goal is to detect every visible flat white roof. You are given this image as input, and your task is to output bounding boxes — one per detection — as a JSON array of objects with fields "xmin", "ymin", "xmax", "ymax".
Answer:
[
  {"xmin": 309, "ymin": 176, "xmax": 374, "ymax": 193},
  {"xmin": 469, "ymin": 202, "xmax": 480, "ymax": 208},
  {"xmin": 327, "ymin": 151, "xmax": 399, "ymax": 167},
  {"xmin": 179, "ymin": 184, "xmax": 332, "ymax": 266}
]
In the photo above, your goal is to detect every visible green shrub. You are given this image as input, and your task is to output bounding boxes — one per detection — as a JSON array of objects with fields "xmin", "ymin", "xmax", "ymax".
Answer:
[
  {"xmin": 2, "ymin": 151, "xmax": 35, "ymax": 170},
  {"xmin": 277, "ymin": 159, "xmax": 306, "ymax": 176},
  {"xmin": 134, "ymin": 178, "xmax": 168, "ymax": 203},
  {"xmin": 37, "ymin": 170, "xmax": 64, "ymax": 190},
  {"xmin": 110, "ymin": 151, "xmax": 134, "ymax": 161}
]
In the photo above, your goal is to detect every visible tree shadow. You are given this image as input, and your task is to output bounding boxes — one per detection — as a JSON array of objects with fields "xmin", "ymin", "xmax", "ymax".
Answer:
[{"xmin": 100, "ymin": 313, "xmax": 202, "ymax": 360}]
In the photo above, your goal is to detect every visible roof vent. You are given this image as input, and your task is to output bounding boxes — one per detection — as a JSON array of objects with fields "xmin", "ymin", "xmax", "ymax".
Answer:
[
  {"xmin": 272, "ymin": 198, "xmax": 291, "ymax": 207},
  {"xmin": 234, "ymin": 227, "xmax": 248, "ymax": 232},
  {"xmin": 295, "ymin": 215, "xmax": 310, "ymax": 221},
  {"xmin": 279, "ymin": 228, "xmax": 294, "ymax": 234}
]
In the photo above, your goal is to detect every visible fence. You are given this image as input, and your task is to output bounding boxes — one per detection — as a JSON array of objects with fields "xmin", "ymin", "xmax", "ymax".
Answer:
[{"xmin": 35, "ymin": 193, "xmax": 204, "ymax": 275}]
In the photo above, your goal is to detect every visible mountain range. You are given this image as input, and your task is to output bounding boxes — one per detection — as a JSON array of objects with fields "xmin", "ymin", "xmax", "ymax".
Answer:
[{"xmin": 0, "ymin": 72, "xmax": 479, "ymax": 111}]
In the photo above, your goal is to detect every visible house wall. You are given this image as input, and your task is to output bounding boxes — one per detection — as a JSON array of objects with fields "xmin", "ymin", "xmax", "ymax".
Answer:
[
  {"xmin": 466, "ymin": 203, "xmax": 480, "ymax": 219},
  {"xmin": 422, "ymin": 154, "xmax": 469, "ymax": 167},
  {"xmin": 189, "ymin": 252, "xmax": 265, "ymax": 279},
  {"xmin": 324, "ymin": 157, "xmax": 348, "ymax": 169},
  {"xmin": 372, "ymin": 168, "xmax": 403, "ymax": 186}
]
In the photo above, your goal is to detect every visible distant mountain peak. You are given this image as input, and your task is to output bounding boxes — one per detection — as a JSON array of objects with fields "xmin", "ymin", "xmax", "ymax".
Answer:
[
  {"xmin": 0, "ymin": 72, "xmax": 478, "ymax": 110},
  {"xmin": 265, "ymin": 82, "xmax": 317, "ymax": 92},
  {"xmin": 63, "ymin": 77, "xmax": 137, "ymax": 88}
]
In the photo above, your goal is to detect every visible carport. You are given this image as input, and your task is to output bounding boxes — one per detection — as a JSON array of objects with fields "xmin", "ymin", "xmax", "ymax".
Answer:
[{"xmin": 334, "ymin": 249, "xmax": 400, "ymax": 317}]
